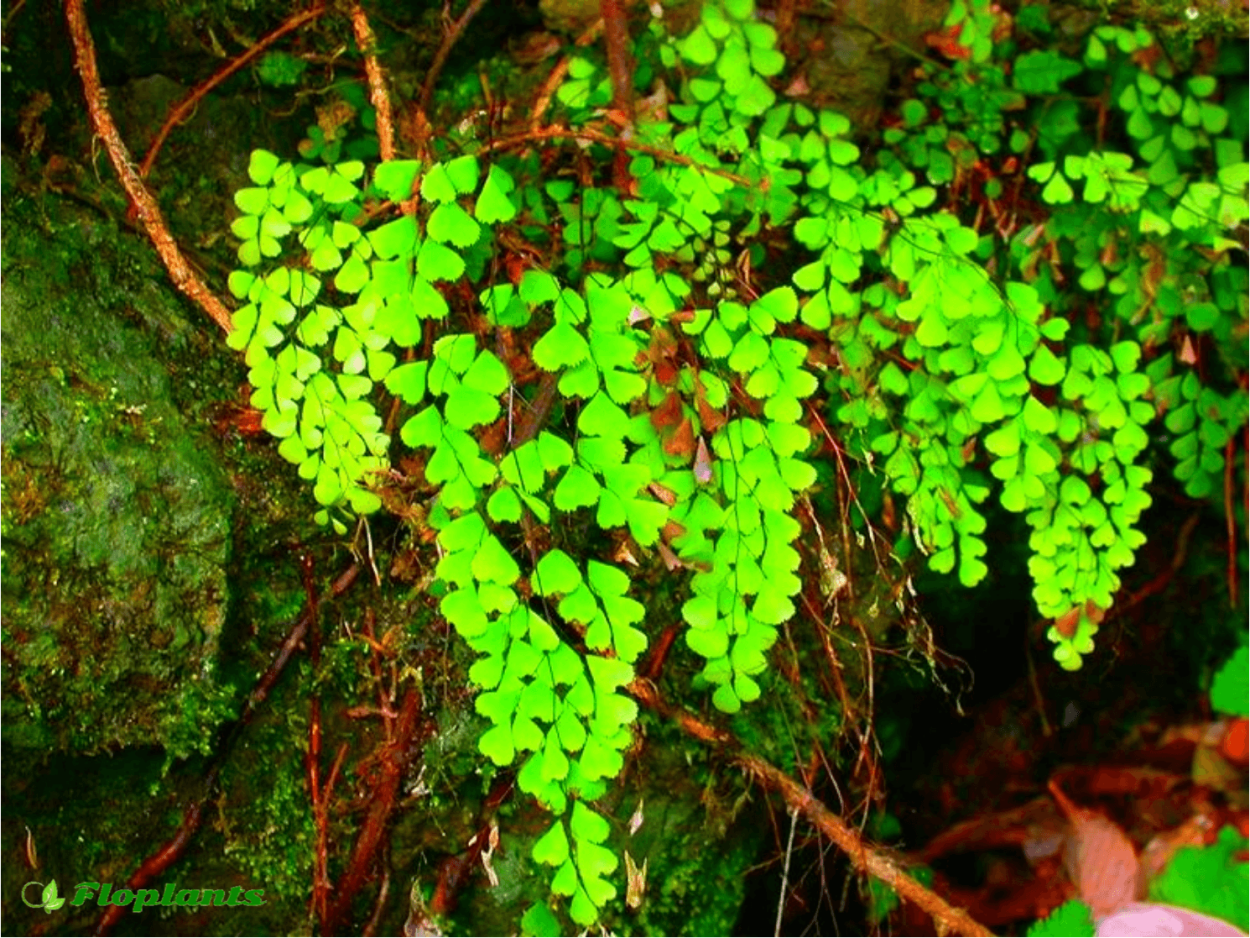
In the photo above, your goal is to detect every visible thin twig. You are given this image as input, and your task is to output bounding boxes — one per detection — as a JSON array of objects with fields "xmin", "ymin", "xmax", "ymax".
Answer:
[
  {"xmin": 65, "ymin": 0, "xmax": 234, "ymax": 334},
  {"xmin": 774, "ymin": 807, "xmax": 799, "ymax": 937},
  {"xmin": 139, "ymin": 3, "xmax": 328, "ymax": 179},
  {"xmin": 627, "ymin": 681, "xmax": 995, "ymax": 937},
  {"xmin": 737, "ymin": 752, "xmax": 995, "ymax": 937},
  {"xmin": 350, "ymin": 1, "xmax": 395, "ymax": 162},
  {"xmin": 312, "ymin": 741, "xmax": 348, "ymax": 925},
  {"xmin": 419, "ymin": 0, "xmax": 490, "ymax": 118},
  {"xmin": 1244, "ymin": 419, "xmax": 1249, "ymax": 558}
]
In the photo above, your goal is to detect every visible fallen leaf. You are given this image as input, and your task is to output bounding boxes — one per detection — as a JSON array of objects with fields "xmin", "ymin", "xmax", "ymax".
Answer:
[{"xmin": 1050, "ymin": 778, "xmax": 1141, "ymax": 918}]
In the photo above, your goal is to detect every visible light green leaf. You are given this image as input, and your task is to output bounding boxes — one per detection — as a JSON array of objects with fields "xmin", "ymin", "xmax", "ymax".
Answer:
[
  {"xmin": 476, "ymin": 165, "xmax": 518, "ymax": 223},
  {"xmin": 683, "ymin": 594, "xmax": 716, "ymax": 630},
  {"xmin": 463, "ymin": 350, "xmax": 511, "ymax": 395},
  {"xmin": 533, "ymin": 322, "xmax": 591, "ymax": 371},
  {"xmin": 479, "ymin": 723, "xmax": 515, "ymax": 765},
  {"xmin": 532, "ymin": 820, "xmax": 572, "ymax": 865},
  {"xmin": 417, "ymin": 239, "xmax": 466, "ymax": 282},
  {"xmin": 487, "ymin": 486, "xmax": 523, "ymax": 523},
  {"xmin": 248, "ymin": 149, "xmax": 281, "ymax": 186},
  {"xmin": 473, "ymin": 535, "xmax": 521, "ymax": 585},
  {"xmin": 373, "ymin": 159, "xmax": 421, "ymax": 202},
  {"xmin": 680, "ymin": 25, "xmax": 718, "ymax": 65},
  {"xmin": 1042, "ymin": 172, "xmax": 1074, "ymax": 204},
  {"xmin": 554, "ymin": 464, "xmax": 602, "ymax": 510},
  {"xmin": 533, "ymin": 549, "xmax": 582, "ymax": 596},
  {"xmin": 971, "ymin": 381, "xmax": 1005, "ymax": 423},
  {"xmin": 571, "ymin": 802, "xmax": 612, "ymax": 845},
  {"xmin": 428, "ymin": 202, "xmax": 482, "ymax": 248},
  {"xmin": 1030, "ymin": 345, "xmax": 1066, "ymax": 385}
]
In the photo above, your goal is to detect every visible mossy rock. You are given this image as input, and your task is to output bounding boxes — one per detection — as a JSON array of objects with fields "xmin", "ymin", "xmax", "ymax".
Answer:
[{"xmin": 0, "ymin": 168, "xmax": 237, "ymax": 757}]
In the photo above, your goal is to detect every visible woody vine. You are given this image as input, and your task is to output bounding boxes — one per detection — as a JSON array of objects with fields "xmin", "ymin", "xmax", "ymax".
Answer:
[{"xmin": 66, "ymin": 0, "xmax": 1247, "ymax": 933}]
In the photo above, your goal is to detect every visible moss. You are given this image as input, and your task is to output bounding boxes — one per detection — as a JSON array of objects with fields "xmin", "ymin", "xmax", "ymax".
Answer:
[{"xmin": 0, "ymin": 184, "xmax": 240, "ymax": 757}]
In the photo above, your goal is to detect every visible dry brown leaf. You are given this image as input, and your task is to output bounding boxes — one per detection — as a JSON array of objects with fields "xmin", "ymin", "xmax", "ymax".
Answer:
[{"xmin": 1050, "ymin": 778, "xmax": 1141, "ymax": 918}]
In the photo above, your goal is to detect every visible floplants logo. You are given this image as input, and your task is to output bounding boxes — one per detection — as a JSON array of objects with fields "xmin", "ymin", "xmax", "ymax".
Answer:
[
  {"xmin": 22, "ymin": 879, "xmax": 66, "ymax": 913},
  {"xmin": 22, "ymin": 879, "xmax": 266, "ymax": 913}
]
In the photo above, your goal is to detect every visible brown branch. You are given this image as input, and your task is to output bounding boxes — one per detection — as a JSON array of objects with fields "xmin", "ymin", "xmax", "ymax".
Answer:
[
  {"xmin": 628, "ymin": 681, "xmax": 996, "ymax": 937},
  {"xmin": 323, "ymin": 686, "xmax": 425, "ymax": 933},
  {"xmin": 774, "ymin": 0, "xmax": 796, "ymax": 40},
  {"xmin": 738, "ymin": 753, "xmax": 994, "ymax": 937},
  {"xmin": 513, "ymin": 372, "xmax": 560, "ymax": 448},
  {"xmin": 600, "ymin": 0, "xmax": 634, "ymax": 121},
  {"xmin": 600, "ymin": 0, "xmax": 634, "ymax": 191},
  {"xmin": 301, "ymin": 551, "xmax": 331, "ymax": 924},
  {"xmin": 419, "ymin": 0, "xmax": 490, "ymax": 118},
  {"xmin": 138, "ymin": 3, "xmax": 328, "ymax": 179},
  {"xmin": 312, "ymin": 741, "xmax": 348, "ymax": 925},
  {"xmin": 350, "ymin": 1, "xmax": 395, "ymax": 162},
  {"xmin": 92, "ymin": 799, "xmax": 207, "ymax": 935},
  {"xmin": 65, "ymin": 0, "xmax": 235, "ymax": 334}
]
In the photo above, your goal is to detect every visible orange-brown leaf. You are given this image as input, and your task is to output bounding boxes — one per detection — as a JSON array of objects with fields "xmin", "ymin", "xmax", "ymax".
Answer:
[
  {"xmin": 651, "ymin": 391, "xmax": 684, "ymax": 430},
  {"xmin": 663, "ymin": 417, "xmax": 695, "ymax": 458}
]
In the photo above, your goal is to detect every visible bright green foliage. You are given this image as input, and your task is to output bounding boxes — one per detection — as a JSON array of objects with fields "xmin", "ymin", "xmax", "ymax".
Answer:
[
  {"xmin": 1211, "ymin": 647, "xmax": 1249, "ymax": 718},
  {"xmin": 224, "ymin": 0, "xmax": 1247, "ymax": 926},
  {"xmin": 1026, "ymin": 899, "xmax": 1096, "ymax": 937},
  {"xmin": 1149, "ymin": 826, "xmax": 1250, "ymax": 932},
  {"xmin": 828, "ymin": 0, "xmax": 1245, "ymax": 669}
]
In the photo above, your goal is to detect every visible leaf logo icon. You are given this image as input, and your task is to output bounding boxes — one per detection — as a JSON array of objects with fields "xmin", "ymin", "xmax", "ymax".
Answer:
[{"xmin": 41, "ymin": 879, "xmax": 65, "ymax": 913}]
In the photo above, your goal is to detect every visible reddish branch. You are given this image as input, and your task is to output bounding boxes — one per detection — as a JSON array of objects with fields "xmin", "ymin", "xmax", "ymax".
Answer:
[
  {"xmin": 301, "ymin": 552, "xmax": 332, "ymax": 924},
  {"xmin": 312, "ymin": 741, "xmax": 349, "ymax": 924},
  {"xmin": 138, "ymin": 3, "xmax": 328, "ymax": 179},
  {"xmin": 429, "ymin": 774, "xmax": 515, "ymax": 915},
  {"xmin": 93, "ymin": 799, "xmax": 208, "ymax": 935},
  {"xmin": 323, "ymin": 687, "xmax": 425, "ymax": 933},
  {"xmin": 599, "ymin": 0, "xmax": 635, "ymax": 191},
  {"xmin": 64, "ymin": 0, "xmax": 234, "ymax": 334},
  {"xmin": 629, "ymin": 681, "xmax": 996, "ymax": 937},
  {"xmin": 349, "ymin": 1, "xmax": 395, "ymax": 162},
  {"xmin": 600, "ymin": 0, "xmax": 634, "ymax": 122}
]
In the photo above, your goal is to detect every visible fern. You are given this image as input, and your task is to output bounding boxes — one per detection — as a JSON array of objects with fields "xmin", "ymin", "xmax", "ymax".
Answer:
[{"xmin": 223, "ymin": 0, "xmax": 1247, "ymax": 927}]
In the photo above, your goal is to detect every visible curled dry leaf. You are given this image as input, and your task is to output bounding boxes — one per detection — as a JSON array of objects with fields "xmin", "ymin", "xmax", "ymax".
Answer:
[{"xmin": 1050, "ymin": 778, "xmax": 1141, "ymax": 919}]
